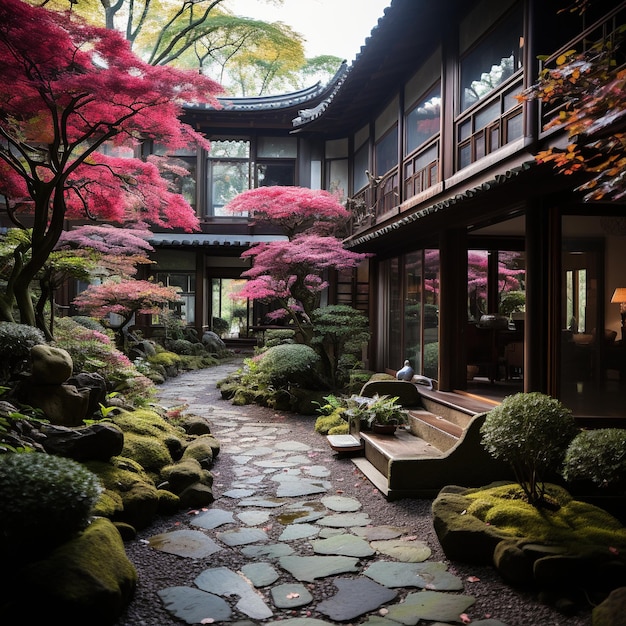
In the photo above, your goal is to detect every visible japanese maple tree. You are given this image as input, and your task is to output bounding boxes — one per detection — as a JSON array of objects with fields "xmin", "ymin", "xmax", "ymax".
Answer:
[
  {"xmin": 0, "ymin": 0, "xmax": 222, "ymax": 334},
  {"xmin": 519, "ymin": 22, "xmax": 626, "ymax": 200},
  {"xmin": 73, "ymin": 278, "xmax": 182, "ymax": 346},
  {"xmin": 236, "ymin": 234, "xmax": 369, "ymax": 340},
  {"xmin": 225, "ymin": 186, "xmax": 351, "ymax": 239}
]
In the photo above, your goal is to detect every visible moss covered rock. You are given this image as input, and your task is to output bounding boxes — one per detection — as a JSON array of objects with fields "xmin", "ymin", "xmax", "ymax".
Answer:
[{"xmin": 1, "ymin": 517, "xmax": 137, "ymax": 626}]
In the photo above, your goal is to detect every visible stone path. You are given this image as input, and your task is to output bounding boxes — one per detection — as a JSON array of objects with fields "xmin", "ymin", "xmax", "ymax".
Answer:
[{"xmin": 118, "ymin": 358, "xmax": 526, "ymax": 626}]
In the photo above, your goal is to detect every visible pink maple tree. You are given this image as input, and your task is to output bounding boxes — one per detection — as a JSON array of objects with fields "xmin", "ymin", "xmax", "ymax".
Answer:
[
  {"xmin": 73, "ymin": 278, "xmax": 182, "ymax": 345},
  {"xmin": 225, "ymin": 186, "xmax": 351, "ymax": 239},
  {"xmin": 236, "ymin": 233, "xmax": 370, "ymax": 338},
  {"xmin": 0, "ymin": 0, "xmax": 222, "ymax": 333}
]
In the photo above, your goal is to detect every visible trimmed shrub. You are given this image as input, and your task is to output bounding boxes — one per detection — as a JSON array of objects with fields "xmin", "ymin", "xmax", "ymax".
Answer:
[
  {"xmin": 0, "ymin": 452, "xmax": 102, "ymax": 559},
  {"xmin": 562, "ymin": 428, "xmax": 626, "ymax": 489},
  {"xmin": 0, "ymin": 321, "xmax": 46, "ymax": 383},
  {"xmin": 480, "ymin": 392, "xmax": 579, "ymax": 506},
  {"xmin": 257, "ymin": 343, "xmax": 321, "ymax": 387}
]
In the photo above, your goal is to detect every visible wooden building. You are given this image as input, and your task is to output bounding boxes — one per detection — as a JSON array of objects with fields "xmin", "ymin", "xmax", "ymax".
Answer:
[{"xmin": 145, "ymin": 0, "xmax": 625, "ymax": 423}]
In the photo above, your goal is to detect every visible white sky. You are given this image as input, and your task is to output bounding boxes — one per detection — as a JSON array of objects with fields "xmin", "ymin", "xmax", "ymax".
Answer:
[{"xmin": 226, "ymin": 0, "xmax": 391, "ymax": 62}]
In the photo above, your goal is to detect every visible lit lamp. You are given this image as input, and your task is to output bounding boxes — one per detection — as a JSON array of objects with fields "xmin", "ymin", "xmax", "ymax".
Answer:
[{"xmin": 611, "ymin": 288, "xmax": 626, "ymax": 343}]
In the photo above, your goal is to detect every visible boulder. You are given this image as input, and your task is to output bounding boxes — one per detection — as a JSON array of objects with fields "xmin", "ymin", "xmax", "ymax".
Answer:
[
  {"xmin": 1, "ymin": 517, "xmax": 137, "ymax": 626},
  {"xmin": 182, "ymin": 434, "xmax": 220, "ymax": 468},
  {"xmin": 67, "ymin": 372, "xmax": 108, "ymax": 418},
  {"xmin": 30, "ymin": 345, "xmax": 73, "ymax": 384},
  {"xmin": 26, "ymin": 383, "xmax": 90, "ymax": 426},
  {"xmin": 593, "ymin": 587, "xmax": 626, "ymax": 626},
  {"xmin": 39, "ymin": 422, "xmax": 124, "ymax": 461},
  {"xmin": 201, "ymin": 330, "xmax": 226, "ymax": 352}
]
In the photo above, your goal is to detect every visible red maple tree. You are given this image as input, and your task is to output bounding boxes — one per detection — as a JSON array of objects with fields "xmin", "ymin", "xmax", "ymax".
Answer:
[
  {"xmin": 225, "ymin": 185, "xmax": 370, "ymax": 340},
  {"xmin": 225, "ymin": 186, "xmax": 351, "ymax": 239},
  {"xmin": 0, "ymin": 0, "xmax": 222, "ymax": 332}
]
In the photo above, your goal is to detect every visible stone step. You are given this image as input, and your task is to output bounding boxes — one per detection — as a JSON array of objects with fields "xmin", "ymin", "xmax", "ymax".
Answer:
[
  {"xmin": 406, "ymin": 410, "xmax": 462, "ymax": 452},
  {"xmin": 360, "ymin": 427, "xmax": 442, "ymax": 480}
]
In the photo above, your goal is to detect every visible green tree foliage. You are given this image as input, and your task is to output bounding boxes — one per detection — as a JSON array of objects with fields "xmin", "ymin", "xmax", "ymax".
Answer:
[
  {"xmin": 31, "ymin": 0, "xmax": 329, "ymax": 96},
  {"xmin": 480, "ymin": 392, "xmax": 579, "ymax": 507},
  {"xmin": 310, "ymin": 305, "xmax": 370, "ymax": 389}
]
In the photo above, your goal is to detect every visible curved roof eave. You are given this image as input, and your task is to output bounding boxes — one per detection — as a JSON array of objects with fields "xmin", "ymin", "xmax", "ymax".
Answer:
[
  {"xmin": 184, "ymin": 61, "xmax": 349, "ymax": 115},
  {"xmin": 292, "ymin": 0, "xmax": 456, "ymax": 135}
]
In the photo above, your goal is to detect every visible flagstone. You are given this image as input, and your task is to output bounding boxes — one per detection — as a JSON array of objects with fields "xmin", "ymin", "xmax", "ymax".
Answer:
[
  {"xmin": 241, "ymin": 543, "xmax": 295, "ymax": 558},
  {"xmin": 237, "ymin": 510, "xmax": 272, "ymax": 526},
  {"xmin": 277, "ymin": 501, "xmax": 327, "ymax": 524},
  {"xmin": 239, "ymin": 496, "xmax": 287, "ymax": 508},
  {"xmin": 222, "ymin": 487, "xmax": 257, "ymax": 498},
  {"xmin": 370, "ymin": 539, "xmax": 432, "ymax": 562},
  {"xmin": 157, "ymin": 586, "xmax": 232, "ymax": 624},
  {"xmin": 270, "ymin": 583, "xmax": 313, "ymax": 608},
  {"xmin": 383, "ymin": 590, "xmax": 475, "ymax": 625},
  {"xmin": 272, "ymin": 475, "xmax": 330, "ymax": 497},
  {"xmin": 191, "ymin": 508, "xmax": 235, "ymax": 530},
  {"xmin": 321, "ymin": 495, "xmax": 361, "ymax": 512},
  {"xmin": 279, "ymin": 523, "xmax": 320, "ymax": 541},
  {"xmin": 353, "ymin": 526, "xmax": 407, "ymax": 540},
  {"xmin": 311, "ymin": 533, "xmax": 375, "ymax": 557},
  {"xmin": 195, "ymin": 566, "xmax": 273, "ymax": 620},
  {"xmin": 238, "ymin": 446, "xmax": 275, "ymax": 457},
  {"xmin": 318, "ymin": 527, "xmax": 346, "ymax": 538},
  {"xmin": 283, "ymin": 454, "xmax": 314, "ymax": 464},
  {"xmin": 278, "ymin": 555, "xmax": 360, "ymax": 582},
  {"xmin": 266, "ymin": 617, "xmax": 332, "ymax": 626},
  {"xmin": 217, "ymin": 527, "xmax": 268, "ymax": 546},
  {"xmin": 316, "ymin": 577, "xmax": 397, "ymax": 621},
  {"xmin": 317, "ymin": 512, "xmax": 372, "ymax": 527},
  {"xmin": 254, "ymin": 459, "xmax": 300, "ymax": 468},
  {"xmin": 232, "ymin": 455, "xmax": 253, "ymax": 465},
  {"xmin": 148, "ymin": 529, "xmax": 222, "ymax": 559},
  {"xmin": 361, "ymin": 616, "xmax": 401, "ymax": 626},
  {"xmin": 241, "ymin": 562, "xmax": 280, "ymax": 587},
  {"xmin": 363, "ymin": 561, "xmax": 463, "ymax": 590},
  {"xmin": 303, "ymin": 465, "xmax": 331, "ymax": 477},
  {"xmin": 274, "ymin": 441, "xmax": 312, "ymax": 452}
]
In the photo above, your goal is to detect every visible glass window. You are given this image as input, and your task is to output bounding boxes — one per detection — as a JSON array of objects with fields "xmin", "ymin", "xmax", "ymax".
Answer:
[
  {"xmin": 375, "ymin": 127, "xmax": 398, "ymax": 176},
  {"xmin": 155, "ymin": 272, "xmax": 195, "ymax": 325},
  {"xmin": 257, "ymin": 136, "xmax": 297, "ymax": 158},
  {"xmin": 209, "ymin": 161, "xmax": 249, "ymax": 216},
  {"xmin": 207, "ymin": 140, "xmax": 250, "ymax": 217},
  {"xmin": 404, "ymin": 252, "xmax": 422, "ymax": 375},
  {"xmin": 423, "ymin": 249, "xmax": 440, "ymax": 379},
  {"xmin": 460, "ymin": 5, "xmax": 523, "ymax": 111},
  {"xmin": 406, "ymin": 85, "xmax": 441, "ymax": 155},
  {"xmin": 256, "ymin": 162, "xmax": 295, "ymax": 187},
  {"xmin": 327, "ymin": 159, "xmax": 348, "ymax": 203},
  {"xmin": 353, "ymin": 142, "xmax": 369, "ymax": 192}
]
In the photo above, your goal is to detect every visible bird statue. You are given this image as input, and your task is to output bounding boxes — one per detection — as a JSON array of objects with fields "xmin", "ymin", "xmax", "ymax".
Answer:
[{"xmin": 396, "ymin": 360, "xmax": 414, "ymax": 381}]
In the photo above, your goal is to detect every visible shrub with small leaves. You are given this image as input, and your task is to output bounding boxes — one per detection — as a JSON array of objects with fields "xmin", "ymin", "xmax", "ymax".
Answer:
[
  {"xmin": 480, "ymin": 392, "xmax": 579, "ymax": 507},
  {"xmin": 263, "ymin": 328, "xmax": 296, "ymax": 347},
  {"xmin": 165, "ymin": 338, "xmax": 195, "ymax": 355},
  {"xmin": 0, "ymin": 322, "xmax": 46, "ymax": 383},
  {"xmin": 212, "ymin": 317, "xmax": 229, "ymax": 337},
  {"xmin": 257, "ymin": 343, "xmax": 321, "ymax": 387},
  {"xmin": 562, "ymin": 428, "xmax": 626, "ymax": 490},
  {"xmin": 0, "ymin": 452, "xmax": 102, "ymax": 559}
]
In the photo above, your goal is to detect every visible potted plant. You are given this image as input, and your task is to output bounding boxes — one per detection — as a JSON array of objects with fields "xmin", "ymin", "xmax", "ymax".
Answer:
[{"xmin": 344, "ymin": 393, "xmax": 408, "ymax": 435}]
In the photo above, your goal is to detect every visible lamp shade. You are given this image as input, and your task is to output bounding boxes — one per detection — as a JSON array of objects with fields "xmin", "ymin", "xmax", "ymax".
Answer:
[{"xmin": 611, "ymin": 288, "xmax": 626, "ymax": 304}]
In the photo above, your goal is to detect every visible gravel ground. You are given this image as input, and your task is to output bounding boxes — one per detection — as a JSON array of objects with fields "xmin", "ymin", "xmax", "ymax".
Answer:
[{"xmin": 113, "ymin": 361, "xmax": 594, "ymax": 626}]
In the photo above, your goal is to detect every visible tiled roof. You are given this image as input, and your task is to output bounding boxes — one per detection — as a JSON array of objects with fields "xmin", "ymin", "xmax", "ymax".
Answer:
[
  {"xmin": 184, "ymin": 62, "xmax": 348, "ymax": 114},
  {"xmin": 149, "ymin": 233, "xmax": 286, "ymax": 247}
]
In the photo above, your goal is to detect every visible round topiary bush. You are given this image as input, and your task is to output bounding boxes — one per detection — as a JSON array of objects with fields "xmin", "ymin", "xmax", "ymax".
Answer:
[
  {"xmin": 480, "ymin": 392, "xmax": 579, "ymax": 506},
  {"xmin": 0, "ymin": 321, "xmax": 46, "ymax": 383},
  {"xmin": 562, "ymin": 428, "xmax": 626, "ymax": 490},
  {"xmin": 257, "ymin": 343, "xmax": 321, "ymax": 387},
  {"xmin": 0, "ymin": 452, "xmax": 102, "ymax": 559}
]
